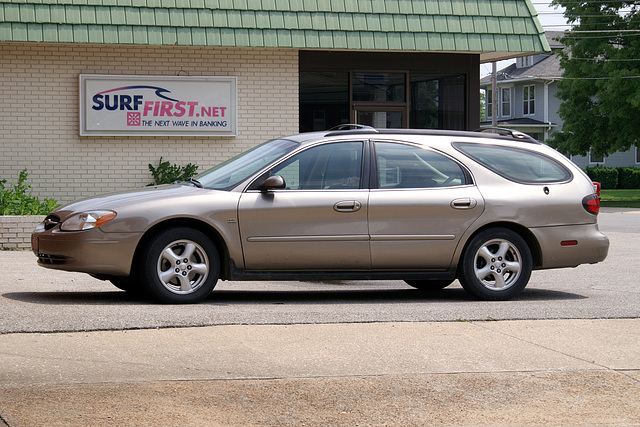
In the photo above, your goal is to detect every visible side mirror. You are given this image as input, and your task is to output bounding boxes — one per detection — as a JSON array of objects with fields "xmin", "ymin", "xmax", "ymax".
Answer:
[{"xmin": 261, "ymin": 175, "xmax": 286, "ymax": 191}]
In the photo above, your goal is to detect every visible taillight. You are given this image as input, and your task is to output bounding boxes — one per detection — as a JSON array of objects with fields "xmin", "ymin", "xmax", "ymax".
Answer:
[
  {"xmin": 593, "ymin": 181, "xmax": 601, "ymax": 197},
  {"xmin": 582, "ymin": 182, "xmax": 601, "ymax": 215}
]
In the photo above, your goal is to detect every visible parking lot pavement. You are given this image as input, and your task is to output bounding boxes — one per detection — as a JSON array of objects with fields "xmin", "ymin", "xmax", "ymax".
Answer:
[
  {"xmin": 1, "ymin": 318, "xmax": 640, "ymax": 425},
  {"xmin": 1, "ymin": 209, "xmax": 638, "ymax": 425}
]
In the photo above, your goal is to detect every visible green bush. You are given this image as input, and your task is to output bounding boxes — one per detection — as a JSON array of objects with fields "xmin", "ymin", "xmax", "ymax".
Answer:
[
  {"xmin": 583, "ymin": 166, "xmax": 618, "ymax": 189},
  {"xmin": 617, "ymin": 167, "xmax": 640, "ymax": 189},
  {"xmin": 148, "ymin": 157, "xmax": 199, "ymax": 186},
  {"xmin": 0, "ymin": 169, "xmax": 60, "ymax": 215}
]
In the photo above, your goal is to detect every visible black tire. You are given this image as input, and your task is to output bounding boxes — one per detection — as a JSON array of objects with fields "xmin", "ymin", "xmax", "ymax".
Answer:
[
  {"xmin": 140, "ymin": 227, "xmax": 220, "ymax": 304},
  {"xmin": 110, "ymin": 277, "xmax": 139, "ymax": 292},
  {"xmin": 404, "ymin": 279, "xmax": 453, "ymax": 291},
  {"xmin": 458, "ymin": 228, "xmax": 532, "ymax": 301}
]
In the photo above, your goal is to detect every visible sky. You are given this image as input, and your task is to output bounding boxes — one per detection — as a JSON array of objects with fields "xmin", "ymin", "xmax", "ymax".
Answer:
[{"xmin": 480, "ymin": 1, "xmax": 569, "ymax": 76}]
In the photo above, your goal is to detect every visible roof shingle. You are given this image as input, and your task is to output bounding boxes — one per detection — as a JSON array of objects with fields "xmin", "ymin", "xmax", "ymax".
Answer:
[{"xmin": 0, "ymin": 0, "xmax": 550, "ymax": 60}]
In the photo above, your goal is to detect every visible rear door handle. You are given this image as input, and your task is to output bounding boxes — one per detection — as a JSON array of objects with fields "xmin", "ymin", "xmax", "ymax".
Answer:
[
  {"xmin": 334, "ymin": 201, "xmax": 362, "ymax": 212},
  {"xmin": 451, "ymin": 198, "xmax": 477, "ymax": 209}
]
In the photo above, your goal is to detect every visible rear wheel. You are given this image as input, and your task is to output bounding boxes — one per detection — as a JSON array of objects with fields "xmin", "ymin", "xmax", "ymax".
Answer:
[
  {"xmin": 458, "ymin": 228, "xmax": 532, "ymax": 301},
  {"xmin": 140, "ymin": 227, "xmax": 220, "ymax": 304},
  {"xmin": 404, "ymin": 279, "xmax": 452, "ymax": 291},
  {"xmin": 110, "ymin": 277, "xmax": 138, "ymax": 292}
]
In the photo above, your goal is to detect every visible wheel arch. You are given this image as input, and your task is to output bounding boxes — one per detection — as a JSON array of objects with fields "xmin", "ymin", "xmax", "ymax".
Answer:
[
  {"xmin": 456, "ymin": 222, "xmax": 543, "ymax": 272},
  {"xmin": 130, "ymin": 218, "xmax": 232, "ymax": 280}
]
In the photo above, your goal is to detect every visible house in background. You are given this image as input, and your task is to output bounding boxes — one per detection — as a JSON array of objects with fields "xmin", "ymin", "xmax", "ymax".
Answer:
[{"xmin": 480, "ymin": 31, "xmax": 640, "ymax": 169}]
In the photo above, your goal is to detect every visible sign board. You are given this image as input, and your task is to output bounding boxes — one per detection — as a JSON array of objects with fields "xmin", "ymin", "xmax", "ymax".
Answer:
[{"xmin": 80, "ymin": 75, "xmax": 237, "ymax": 136}]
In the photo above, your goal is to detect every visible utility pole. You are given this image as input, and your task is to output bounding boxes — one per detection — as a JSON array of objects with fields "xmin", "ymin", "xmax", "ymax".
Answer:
[{"xmin": 491, "ymin": 61, "xmax": 498, "ymax": 131}]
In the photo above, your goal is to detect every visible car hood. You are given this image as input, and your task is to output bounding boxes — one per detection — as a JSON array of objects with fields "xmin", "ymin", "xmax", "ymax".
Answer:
[{"xmin": 52, "ymin": 184, "xmax": 205, "ymax": 219}]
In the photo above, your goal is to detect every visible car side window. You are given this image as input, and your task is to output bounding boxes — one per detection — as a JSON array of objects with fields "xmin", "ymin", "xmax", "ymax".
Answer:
[
  {"xmin": 375, "ymin": 142, "xmax": 467, "ymax": 189},
  {"xmin": 453, "ymin": 142, "xmax": 572, "ymax": 184},
  {"xmin": 270, "ymin": 141, "xmax": 363, "ymax": 190}
]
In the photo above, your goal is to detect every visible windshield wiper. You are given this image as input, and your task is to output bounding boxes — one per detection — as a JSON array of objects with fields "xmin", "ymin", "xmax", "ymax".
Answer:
[{"xmin": 183, "ymin": 177, "xmax": 203, "ymax": 188}]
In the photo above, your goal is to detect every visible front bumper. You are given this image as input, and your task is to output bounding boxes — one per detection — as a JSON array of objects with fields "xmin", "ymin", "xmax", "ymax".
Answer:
[
  {"xmin": 31, "ymin": 228, "xmax": 142, "ymax": 277},
  {"xmin": 530, "ymin": 223, "xmax": 609, "ymax": 269}
]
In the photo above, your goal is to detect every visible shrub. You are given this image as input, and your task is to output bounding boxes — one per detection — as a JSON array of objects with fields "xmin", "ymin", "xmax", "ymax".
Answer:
[
  {"xmin": 617, "ymin": 167, "xmax": 640, "ymax": 189},
  {"xmin": 583, "ymin": 166, "xmax": 618, "ymax": 189},
  {"xmin": 148, "ymin": 157, "xmax": 199, "ymax": 186},
  {"xmin": 0, "ymin": 169, "xmax": 60, "ymax": 215}
]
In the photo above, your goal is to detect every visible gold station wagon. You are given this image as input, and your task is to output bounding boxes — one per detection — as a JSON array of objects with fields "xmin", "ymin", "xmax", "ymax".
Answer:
[{"xmin": 32, "ymin": 127, "xmax": 609, "ymax": 303}]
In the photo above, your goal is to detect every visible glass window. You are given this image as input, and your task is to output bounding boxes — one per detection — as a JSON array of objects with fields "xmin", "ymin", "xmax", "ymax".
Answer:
[
  {"xmin": 357, "ymin": 110, "xmax": 403, "ymax": 128},
  {"xmin": 197, "ymin": 139, "xmax": 299, "ymax": 191},
  {"xmin": 270, "ymin": 141, "xmax": 363, "ymax": 190},
  {"xmin": 636, "ymin": 146, "xmax": 640, "ymax": 164},
  {"xmin": 353, "ymin": 72, "xmax": 405, "ymax": 102},
  {"xmin": 501, "ymin": 87, "xmax": 511, "ymax": 117},
  {"xmin": 486, "ymin": 89, "xmax": 493, "ymax": 118},
  {"xmin": 410, "ymin": 74, "xmax": 465, "ymax": 130},
  {"xmin": 589, "ymin": 152, "xmax": 604, "ymax": 164},
  {"xmin": 375, "ymin": 142, "xmax": 468, "ymax": 189},
  {"xmin": 454, "ymin": 143, "xmax": 573, "ymax": 184},
  {"xmin": 523, "ymin": 85, "xmax": 535, "ymax": 115},
  {"xmin": 299, "ymin": 72, "xmax": 349, "ymax": 132}
]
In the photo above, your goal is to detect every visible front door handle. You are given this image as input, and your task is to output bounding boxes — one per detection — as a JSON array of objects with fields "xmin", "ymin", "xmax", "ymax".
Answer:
[
  {"xmin": 334, "ymin": 201, "xmax": 362, "ymax": 212},
  {"xmin": 451, "ymin": 198, "xmax": 477, "ymax": 209}
]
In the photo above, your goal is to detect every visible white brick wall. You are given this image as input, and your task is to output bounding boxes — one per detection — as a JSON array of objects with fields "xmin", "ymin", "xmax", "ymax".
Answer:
[
  {"xmin": 0, "ymin": 215, "xmax": 44, "ymax": 250},
  {"xmin": 0, "ymin": 42, "xmax": 299, "ymax": 205}
]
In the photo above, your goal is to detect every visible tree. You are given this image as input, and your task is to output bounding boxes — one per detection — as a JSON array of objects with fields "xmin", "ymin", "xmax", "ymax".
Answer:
[{"xmin": 548, "ymin": 1, "xmax": 640, "ymax": 157}]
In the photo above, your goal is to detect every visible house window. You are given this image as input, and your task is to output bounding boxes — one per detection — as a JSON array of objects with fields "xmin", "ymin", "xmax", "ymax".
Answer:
[
  {"xmin": 501, "ymin": 87, "xmax": 511, "ymax": 117},
  {"xmin": 486, "ymin": 89, "xmax": 493, "ymax": 118},
  {"xmin": 589, "ymin": 152, "xmax": 604, "ymax": 164},
  {"xmin": 636, "ymin": 146, "xmax": 640, "ymax": 164},
  {"xmin": 523, "ymin": 85, "xmax": 535, "ymax": 115},
  {"xmin": 517, "ymin": 56, "xmax": 533, "ymax": 68}
]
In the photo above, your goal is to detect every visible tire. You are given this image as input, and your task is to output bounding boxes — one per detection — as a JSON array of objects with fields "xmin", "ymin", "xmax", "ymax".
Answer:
[
  {"xmin": 458, "ymin": 228, "xmax": 532, "ymax": 301},
  {"xmin": 140, "ymin": 227, "xmax": 220, "ymax": 304},
  {"xmin": 404, "ymin": 279, "xmax": 453, "ymax": 291},
  {"xmin": 109, "ymin": 277, "xmax": 139, "ymax": 292}
]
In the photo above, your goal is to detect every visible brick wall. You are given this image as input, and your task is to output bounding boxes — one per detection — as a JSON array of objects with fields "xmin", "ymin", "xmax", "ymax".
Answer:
[
  {"xmin": 0, "ymin": 42, "xmax": 299, "ymax": 205},
  {"xmin": 0, "ymin": 215, "xmax": 44, "ymax": 250}
]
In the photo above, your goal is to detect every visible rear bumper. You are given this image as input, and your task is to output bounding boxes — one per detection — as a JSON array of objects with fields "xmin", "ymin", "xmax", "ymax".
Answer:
[
  {"xmin": 31, "ymin": 228, "xmax": 142, "ymax": 277},
  {"xmin": 530, "ymin": 223, "xmax": 609, "ymax": 269}
]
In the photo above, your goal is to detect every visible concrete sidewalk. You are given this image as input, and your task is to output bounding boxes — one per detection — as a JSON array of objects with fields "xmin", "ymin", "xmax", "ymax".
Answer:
[{"xmin": 1, "ymin": 319, "xmax": 639, "ymax": 425}]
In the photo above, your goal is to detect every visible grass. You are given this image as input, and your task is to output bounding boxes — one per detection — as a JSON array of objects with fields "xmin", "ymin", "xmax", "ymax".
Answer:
[{"xmin": 600, "ymin": 189, "xmax": 640, "ymax": 208}]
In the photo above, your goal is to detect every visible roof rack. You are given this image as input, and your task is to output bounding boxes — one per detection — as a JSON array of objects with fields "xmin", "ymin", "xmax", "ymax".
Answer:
[
  {"xmin": 325, "ymin": 123, "xmax": 379, "ymax": 136},
  {"xmin": 327, "ymin": 124, "xmax": 376, "ymax": 131},
  {"xmin": 474, "ymin": 127, "xmax": 540, "ymax": 143}
]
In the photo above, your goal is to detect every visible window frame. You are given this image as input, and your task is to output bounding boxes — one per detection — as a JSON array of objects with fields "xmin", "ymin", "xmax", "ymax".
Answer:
[
  {"xmin": 500, "ymin": 86, "xmax": 512, "ymax": 118},
  {"xmin": 453, "ymin": 142, "xmax": 574, "ymax": 185},
  {"xmin": 589, "ymin": 151, "xmax": 605, "ymax": 165},
  {"xmin": 251, "ymin": 140, "xmax": 368, "ymax": 191},
  {"xmin": 373, "ymin": 141, "xmax": 472, "ymax": 189},
  {"xmin": 523, "ymin": 84, "xmax": 535, "ymax": 116}
]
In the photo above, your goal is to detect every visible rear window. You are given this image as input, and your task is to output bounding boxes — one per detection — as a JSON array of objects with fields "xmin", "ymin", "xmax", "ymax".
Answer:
[{"xmin": 454, "ymin": 142, "xmax": 572, "ymax": 184}]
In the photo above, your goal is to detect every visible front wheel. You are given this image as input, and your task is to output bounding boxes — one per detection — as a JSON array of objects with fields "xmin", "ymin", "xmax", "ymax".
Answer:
[
  {"xmin": 458, "ymin": 228, "xmax": 532, "ymax": 301},
  {"xmin": 140, "ymin": 227, "xmax": 220, "ymax": 304}
]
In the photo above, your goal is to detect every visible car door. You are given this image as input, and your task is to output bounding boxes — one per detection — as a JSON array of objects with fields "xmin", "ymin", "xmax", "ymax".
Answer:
[
  {"xmin": 368, "ymin": 141, "xmax": 484, "ymax": 269},
  {"xmin": 238, "ymin": 140, "xmax": 371, "ymax": 270}
]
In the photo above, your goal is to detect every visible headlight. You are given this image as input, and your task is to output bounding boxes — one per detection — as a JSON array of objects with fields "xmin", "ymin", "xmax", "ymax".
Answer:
[{"xmin": 60, "ymin": 210, "xmax": 117, "ymax": 231}]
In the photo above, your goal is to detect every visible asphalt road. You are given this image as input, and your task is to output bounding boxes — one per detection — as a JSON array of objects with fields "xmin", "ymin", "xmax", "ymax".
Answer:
[
  {"xmin": 1, "ymin": 209, "xmax": 639, "ymax": 426},
  {"xmin": 1, "ymin": 208, "xmax": 638, "ymax": 334}
]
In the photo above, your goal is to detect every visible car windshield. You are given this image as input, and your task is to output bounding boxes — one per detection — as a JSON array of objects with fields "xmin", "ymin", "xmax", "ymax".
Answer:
[{"xmin": 194, "ymin": 138, "xmax": 299, "ymax": 190}]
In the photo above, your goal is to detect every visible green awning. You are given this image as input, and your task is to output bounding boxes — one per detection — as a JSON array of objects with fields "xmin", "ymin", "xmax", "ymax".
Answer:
[{"xmin": 0, "ymin": 0, "xmax": 550, "ymax": 61}]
